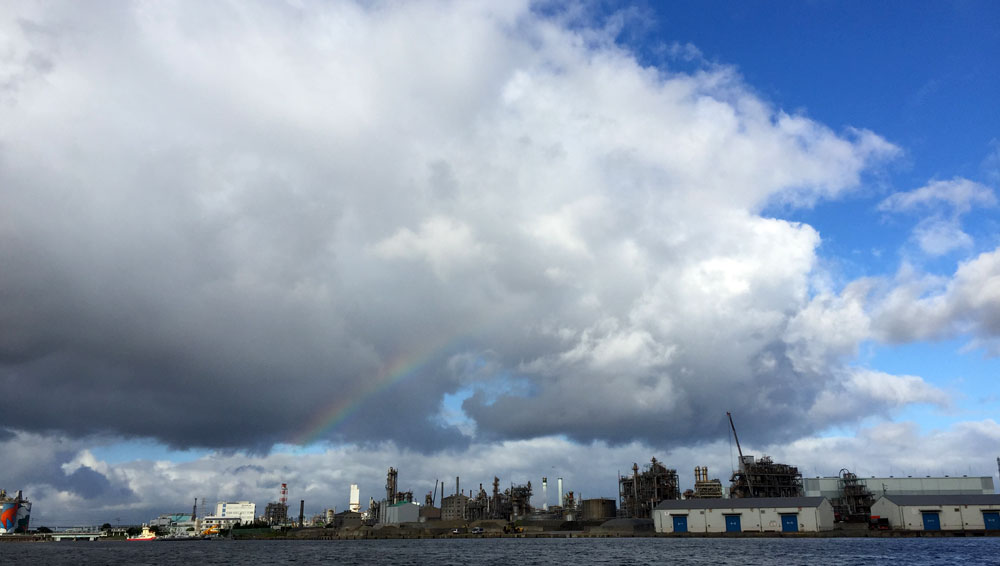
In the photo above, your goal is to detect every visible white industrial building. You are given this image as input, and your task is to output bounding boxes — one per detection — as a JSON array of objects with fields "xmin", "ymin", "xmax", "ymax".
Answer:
[
  {"xmin": 350, "ymin": 484, "xmax": 360, "ymax": 513},
  {"xmin": 214, "ymin": 501, "xmax": 256, "ymax": 525},
  {"xmin": 381, "ymin": 501, "xmax": 420, "ymax": 524},
  {"xmin": 653, "ymin": 497, "xmax": 835, "ymax": 533},
  {"xmin": 803, "ymin": 475, "xmax": 994, "ymax": 498},
  {"xmin": 870, "ymin": 494, "xmax": 1000, "ymax": 531}
]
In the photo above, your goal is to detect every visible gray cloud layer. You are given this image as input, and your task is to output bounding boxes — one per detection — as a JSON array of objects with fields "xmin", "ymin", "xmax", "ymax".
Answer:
[{"xmin": 1, "ymin": 1, "xmax": 956, "ymax": 455}]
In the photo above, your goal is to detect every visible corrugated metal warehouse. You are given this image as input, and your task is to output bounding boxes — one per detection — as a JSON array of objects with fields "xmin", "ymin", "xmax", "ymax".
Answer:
[
  {"xmin": 803, "ymin": 475, "xmax": 994, "ymax": 498},
  {"xmin": 870, "ymin": 494, "xmax": 1000, "ymax": 531},
  {"xmin": 653, "ymin": 497, "xmax": 835, "ymax": 534}
]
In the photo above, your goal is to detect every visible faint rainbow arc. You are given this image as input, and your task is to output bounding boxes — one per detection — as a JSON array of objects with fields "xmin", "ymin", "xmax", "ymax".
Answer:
[{"xmin": 293, "ymin": 334, "xmax": 472, "ymax": 446}]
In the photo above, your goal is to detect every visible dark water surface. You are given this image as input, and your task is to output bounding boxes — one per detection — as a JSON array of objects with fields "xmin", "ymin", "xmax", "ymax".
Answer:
[{"xmin": 7, "ymin": 537, "xmax": 1000, "ymax": 565}]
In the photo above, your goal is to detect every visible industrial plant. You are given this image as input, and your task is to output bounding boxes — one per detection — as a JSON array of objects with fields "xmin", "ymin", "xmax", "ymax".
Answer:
[{"xmin": 4, "ymin": 415, "xmax": 999, "ymax": 539}]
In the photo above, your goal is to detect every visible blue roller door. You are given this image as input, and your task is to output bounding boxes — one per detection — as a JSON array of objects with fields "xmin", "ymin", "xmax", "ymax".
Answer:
[
  {"xmin": 984, "ymin": 512, "xmax": 1000, "ymax": 530},
  {"xmin": 672, "ymin": 515, "xmax": 687, "ymax": 533},
  {"xmin": 725, "ymin": 515, "xmax": 741, "ymax": 532},
  {"xmin": 921, "ymin": 512, "xmax": 940, "ymax": 531},
  {"xmin": 781, "ymin": 514, "xmax": 798, "ymax": 532}
]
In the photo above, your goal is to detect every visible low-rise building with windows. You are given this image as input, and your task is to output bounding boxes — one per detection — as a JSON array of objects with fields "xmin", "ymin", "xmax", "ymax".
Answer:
[
  {"xmin": 214, "ymin": 501, "xmax": 256, "ymax": 525},
  {"xmin": 201, "ymin": 515, "xmax": 241, "ymax": 533}
]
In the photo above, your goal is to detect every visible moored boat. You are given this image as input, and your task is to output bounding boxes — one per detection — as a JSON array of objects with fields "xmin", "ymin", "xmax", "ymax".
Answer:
[{"xmin": 127, "ymin": 524, "xmax": 157, "ymax": 541}]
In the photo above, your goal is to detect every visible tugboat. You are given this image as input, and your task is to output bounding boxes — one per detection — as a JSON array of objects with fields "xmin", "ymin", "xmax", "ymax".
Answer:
[{"xmin": 127, "ymin": 524, "xmax": 157, "ymax": 541}]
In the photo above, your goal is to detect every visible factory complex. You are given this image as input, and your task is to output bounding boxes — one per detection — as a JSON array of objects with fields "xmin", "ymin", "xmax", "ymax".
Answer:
[
  {"xmin": 4, "ymin": 415, "xmax": 1000, "ymax": 538},
  {"xmin": 136, "ymin": 452, "xmax": 999, "ymax": 538},
  {"xmin": 130, "ymin": 414, "xmax": 1000, "ymax": 537}
]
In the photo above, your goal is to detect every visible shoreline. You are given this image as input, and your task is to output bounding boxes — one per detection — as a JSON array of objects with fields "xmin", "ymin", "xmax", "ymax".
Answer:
[{"xmin": 6, "ymin": 529, "xmax": 999, "ymax": 542}]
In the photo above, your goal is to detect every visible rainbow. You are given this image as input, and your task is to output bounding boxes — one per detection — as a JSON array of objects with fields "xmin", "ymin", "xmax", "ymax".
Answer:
[{"xmin": 292, "ymin": 335, "xmax": 472, "ymax": 446}]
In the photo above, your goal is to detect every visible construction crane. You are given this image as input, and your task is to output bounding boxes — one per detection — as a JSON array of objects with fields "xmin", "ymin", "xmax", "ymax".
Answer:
[
  {"xmin": 727, "ymin": 411, "xmax": 753, "ymax": 496},
  {"xmin": 727, "ymin": 411, "xmax": 745, "ymax": 462}
]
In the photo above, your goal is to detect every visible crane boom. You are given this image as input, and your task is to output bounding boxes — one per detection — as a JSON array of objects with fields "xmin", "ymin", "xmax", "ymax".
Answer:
[
  {"xmin": 727, "ymin": 411, "xmax": 744, "ymax": 461},
  {"xmin": 727, "ymin": 411, "xmax": 755, "ymax": 497}
]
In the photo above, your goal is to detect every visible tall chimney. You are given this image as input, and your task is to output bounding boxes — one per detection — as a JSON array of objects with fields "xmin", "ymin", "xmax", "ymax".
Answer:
[
  {"xmin": 542, "ymin": 477, "xmax": 548, "ymax": 511},
  {"xmin": 299, "ymin": 500, "xmax": 305, "ymax": 527},
  {"xmin": 557, "ymin": 477, "xmax": 564, "ymax": 508},
  {"xmin": 456, "ymin": 476, "xmax": 460, "ymax": 496}
]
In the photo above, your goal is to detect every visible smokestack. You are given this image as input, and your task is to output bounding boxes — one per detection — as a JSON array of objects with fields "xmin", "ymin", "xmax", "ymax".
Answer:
[
  {"xmin": 456, "ymin": 476, "xmax": 460, "ymax": 496},
  {"xmin": 192, "ymin": 497, "xmax": 197, "ymax": 522},
  {"xmin": 542, "ymin": 477, "xmax": 548, "ymax": 511},
  {"xmin": 299, "ymin": 500, "xmax": 305, "ymax": 527},
  {"xmin": 557, "ymin": 477, "xmax": 563, "ymax": 508},
  {"xmin": 441, "ymin": 482, "xmax": 444, "ymax": 504}
]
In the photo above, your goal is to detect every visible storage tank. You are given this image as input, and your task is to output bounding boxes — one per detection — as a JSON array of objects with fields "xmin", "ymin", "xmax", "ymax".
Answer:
[{"xmin": 581, "ymin": 498, "xmax": 616, "ymax": 520}]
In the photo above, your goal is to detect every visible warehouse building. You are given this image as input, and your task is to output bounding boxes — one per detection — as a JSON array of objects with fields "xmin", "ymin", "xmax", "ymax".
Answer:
[
  {"xmin": 804, "ymin": 475, "xmax": 994, "ymax": 498},
  {"xmin": 653, "ymin": 497, "xmax": 834, "ymax": 533},
  {"xmin": 870, "ymin": 494, "xmax": 1000, "ymax": 531}
]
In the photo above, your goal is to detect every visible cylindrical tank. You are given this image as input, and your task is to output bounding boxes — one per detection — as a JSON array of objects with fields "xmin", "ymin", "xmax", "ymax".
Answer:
[{"xmin": 581, "ymin": 498, "xmax": 617, "ymax": 520}]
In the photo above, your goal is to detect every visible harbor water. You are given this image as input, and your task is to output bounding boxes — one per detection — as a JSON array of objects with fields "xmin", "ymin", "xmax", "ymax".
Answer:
[{"xmin": 6, "ymin": 537, "xmax": 1000, "ymax": 565}]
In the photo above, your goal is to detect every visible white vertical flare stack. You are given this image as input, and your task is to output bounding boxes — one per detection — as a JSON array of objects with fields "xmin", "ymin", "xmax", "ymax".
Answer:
[{"xmin": 542, "ymin": 477, "xmax": 548, "ymax": 511}]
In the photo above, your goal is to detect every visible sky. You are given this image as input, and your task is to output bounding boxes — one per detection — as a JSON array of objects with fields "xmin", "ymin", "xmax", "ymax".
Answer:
[{"xmin": 1, "ymin": 0, "xmax": 998, "ymax": 526}]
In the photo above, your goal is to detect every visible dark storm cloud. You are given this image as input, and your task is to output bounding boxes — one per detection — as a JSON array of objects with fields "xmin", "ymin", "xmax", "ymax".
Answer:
[
  {"xmin": 64, "ymin": 466, "xmax": 115, "ymax": 500},
  {"xmin": 1, "ymin": 0, "xmax": 925, "ymax": 454}
]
